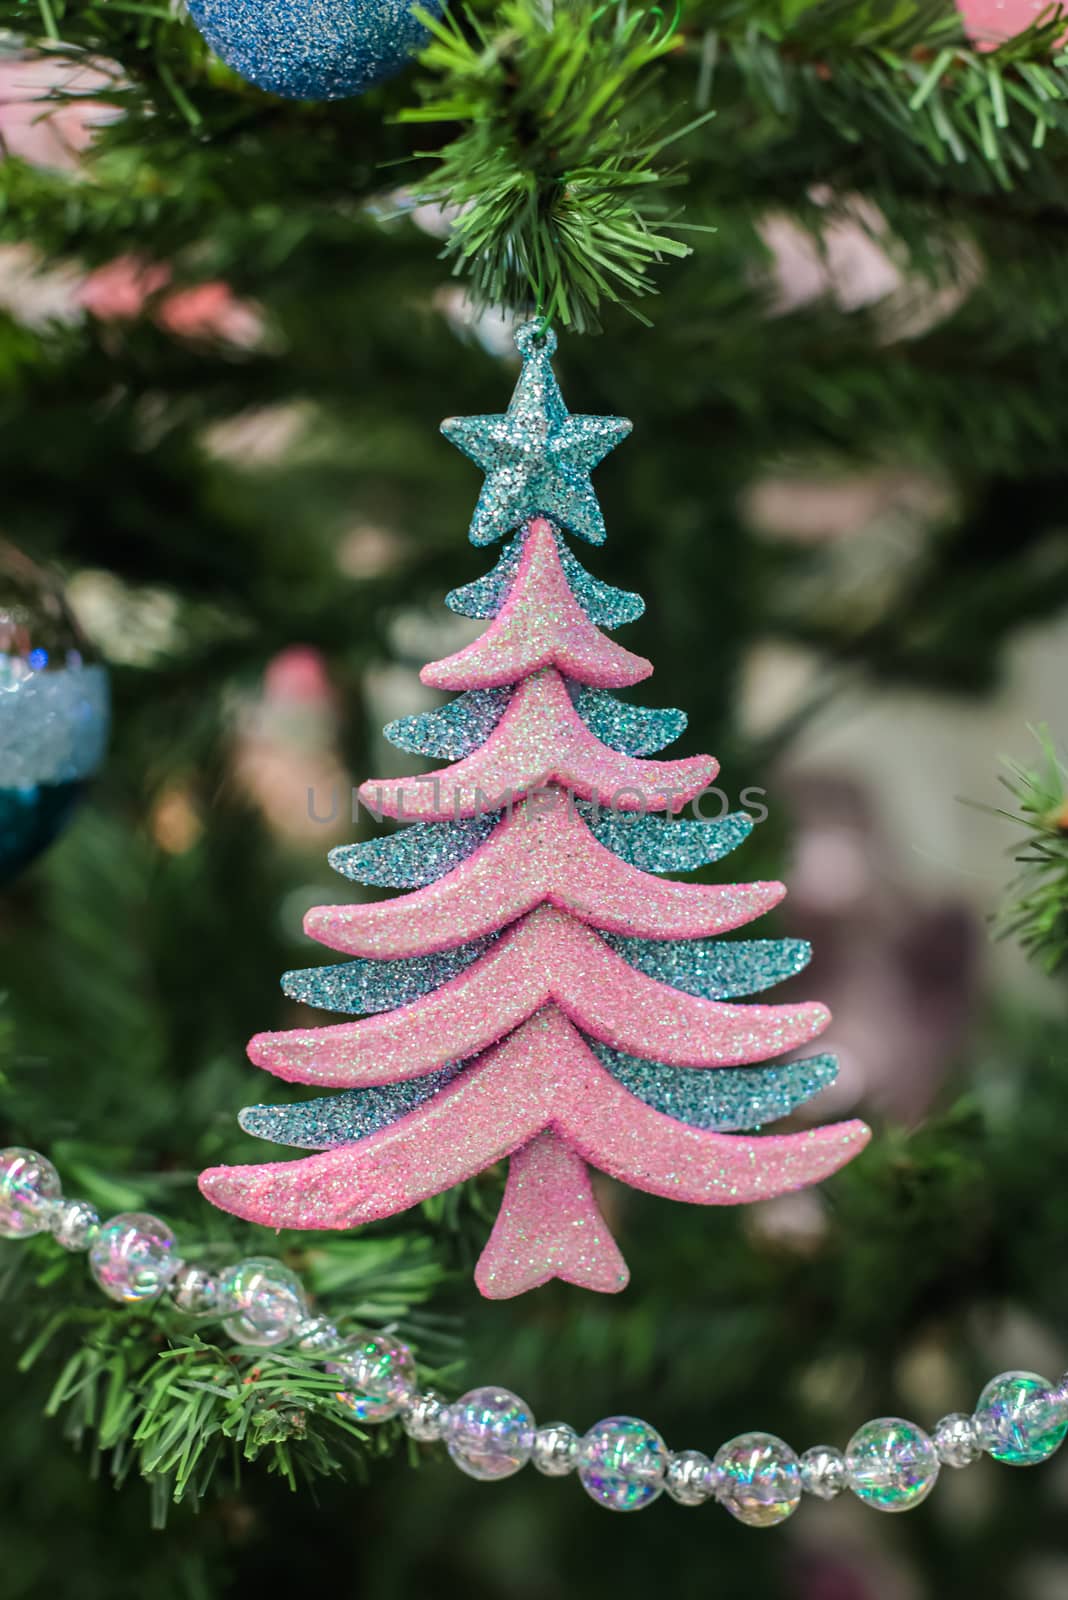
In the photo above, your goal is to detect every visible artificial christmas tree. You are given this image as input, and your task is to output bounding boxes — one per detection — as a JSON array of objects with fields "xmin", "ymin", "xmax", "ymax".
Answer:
[{"xmin": 200, "ymin": 327, "xmax": 869, "ymax": 1293}]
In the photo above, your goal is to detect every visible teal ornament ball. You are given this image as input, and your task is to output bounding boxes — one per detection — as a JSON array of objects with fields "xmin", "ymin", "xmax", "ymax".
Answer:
[
  {"xmin": 185, "ymin": 0, "xmax": 443, "ymax": 100},
  {"xmin": 0, "ymin": 544, "xmax": 109, "ymax": 886}
]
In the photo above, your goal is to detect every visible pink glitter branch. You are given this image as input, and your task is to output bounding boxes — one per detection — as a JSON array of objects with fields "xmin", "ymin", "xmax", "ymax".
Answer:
[
  {"xmin": 200, "ymin": 1010, "xmax": 870, "ymax": 1270},
  {"xmin": 305, "ymin": 789, "xmax": 784, "ymax": 959},
  {"xmin": 357, "ymin": 667, "xmax": 716, "ymax": 821},
  {"xmin": 247, "ymin": 906, "xmax": 829, "ymax": 1086},
  {"xmin": 422, "ymin": 517, "xmax": 652, "ymax": 691}
]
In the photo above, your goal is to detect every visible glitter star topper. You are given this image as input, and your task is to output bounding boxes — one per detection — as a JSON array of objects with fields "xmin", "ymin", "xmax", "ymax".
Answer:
[
  {"xmin": 200, "ymin": 323, "xmax": 870, "ymax": 1299},
  {"xmin": 440, "ymin": 323, "xmax": 632, "ymax": 547}
]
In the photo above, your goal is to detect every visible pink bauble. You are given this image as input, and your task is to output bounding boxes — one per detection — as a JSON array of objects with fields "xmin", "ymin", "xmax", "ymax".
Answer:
[{"xmin": 957, "ymin": 0, "xmax": 1063, "ymax": 48}]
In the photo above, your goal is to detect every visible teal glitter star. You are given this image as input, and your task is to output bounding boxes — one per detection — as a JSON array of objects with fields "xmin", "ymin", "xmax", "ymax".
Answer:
[{"xmin": 441, "ymin": 322, "xmax": 631, "ymax": 546}]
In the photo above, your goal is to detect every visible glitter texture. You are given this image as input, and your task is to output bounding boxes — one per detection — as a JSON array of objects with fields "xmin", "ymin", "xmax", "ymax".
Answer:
[
  {"xmin": 240, "ymin": 1049, "xmax": 837, "ymax": 1151},
  {"xmin": 306, "ymin": 797, "xmax": 786, "ymax": 959},
  {"xmin": 384, "ymin": 688, "xmax": 510, "ymax": 759},
  {"xmin": 606, "ymin": 932, "xmax": 811, "ymax": 998},
  {"xmin": 200, "ymin": 1007, "xmax": 871, "ymax": 1231},
  {"xmin": 239, "ymin": 1065, "xmax": 463, "ymax": 1149},
  {"xmin": 328, "ymin": 816, "xmax": 495, "ymax": 888},
  {"xmin": 282, "ymin": 940, "xmax": 490, "ymax": 1014},
  {"xmin": 475, "ymin": 1130, "xmax": 628, "ymax": 1297},
  {"xmin": 586, "ymin": 809, "xmax": 754, "ymax": 873},
  {"xmin": 594, "ymin": 1045, "xmax": 838, "ymax": 1130},
  {"xmin": 358, "ymin": 670, "xmax": 715, "ymax": 820},
  {"xmin": 0, "ymin": 659, "xmax": 110, "ymax": 786},
  {"xmin": 446, "ymin": 526, "xmax": 645, "ymax": 629},
  {"xmin": 423, "ymin": 520, "xmax": 651, "ymax": 691},
  {"xmin": 185, "ymin": 0, "xmax": 440, "ymax": 100},
  {"xmin": 384, "ymin": 682, "xmax": 684, "ymax": 762},
  {"xmin": 571, "ymin": 685, "xmax": 686, "ymax": 756},
  {"xmin": 201, "ymin": 322, "xmax": 871, "ymax": 1295},
  {"xmin": 247, "ymin": 906, "xmax": 830, "ymax": 1086},
  {"xmin": 441, "ymin": 323, "xmax": 631, "ymax": 547}
]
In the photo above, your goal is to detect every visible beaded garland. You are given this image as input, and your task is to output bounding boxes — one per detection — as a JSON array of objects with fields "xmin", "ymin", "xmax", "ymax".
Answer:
[{"xmin": 4, "ymin": 1145, "xmax": 1067, "ymax": 1523}]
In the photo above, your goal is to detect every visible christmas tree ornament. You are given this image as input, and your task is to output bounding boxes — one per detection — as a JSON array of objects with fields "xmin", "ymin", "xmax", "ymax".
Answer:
[
  {"xmin": 185, "ymin": 0, "xmax": 441, "ymax": 101},
  {"xmin": 0, "ymin": 543, "xmax": 109, "ymax": 885},
  {"xmin": 199, "ymin": 323, "xmax": 871, "ymax": 1298}
]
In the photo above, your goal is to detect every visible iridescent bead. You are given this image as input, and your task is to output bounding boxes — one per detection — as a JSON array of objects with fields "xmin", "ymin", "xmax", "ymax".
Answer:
[
  {"xmin": 401, "ymin": 1390, "xmax": 450, "ymax": 1442},
  {"xmin": 933, "ymin": 1413, "xmax": 981, "ymax": 1469},
  {"xmin": 0, "ymin": 1148, "xmax": 61, "ymax": 1238},
  {"xmin": 846, "ymin": 1419, "xmax": 939, "ymax": 1512},
  {"xmin": 219, "ymin": 1257, "xmax": 307, "ymax": 1347},
  {"xmin": 337, "ymin": 1331, "xmax": 414, "ymax": 1398},
  {"xmin": 49, "ymin": 1198, "xmax": 99, "ymax": 1252},
  {"xmin": 88, "ymin": 1213, "xmax": 181, "ymax": 1303},
  {"xmin": 170, "ymin": 1265, "xmax": 221, "ymax": 1316},
  {"xmin": 715, "ymin": 1433, "xmax": 802, "ymax": 1527},
  {"xmin": 973, "ymin": 1371, "xmax": 1068, "ymax": 1466},
  {"xmin": 446, "ymin": 1386, "xmax": 535, "ymax": 1481},
  {"xmin": 294, "ymin": 1316, "xmax": 341, "ymax": 1355},
  {"xmin": 578, "ymin": 1416, "xmax": 667, "ymax": 1512},
  {"xmin": 665, "ymin": 1449, "xmax": 716, "ymax": 1506},
  {"xmin": 531, "ymin": 1422, "xmax": 580, "ymax": 1477},
  {"xmin": 800, "ymin": 1445, "xmax": 847, "ymax": 1500},
  {"xmin": 330, "ymin": 1335, "xmax": 416, "ymax": 1423}
]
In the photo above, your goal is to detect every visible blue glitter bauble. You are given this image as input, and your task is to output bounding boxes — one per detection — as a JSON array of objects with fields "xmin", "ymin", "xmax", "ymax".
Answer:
[
  {"xmin": 185, "ymin": 0, "xmax": 442, "ymax": 101},
  {"xmin": 0, "ymin": 544, "xmax": 109, "ymax": 885}
]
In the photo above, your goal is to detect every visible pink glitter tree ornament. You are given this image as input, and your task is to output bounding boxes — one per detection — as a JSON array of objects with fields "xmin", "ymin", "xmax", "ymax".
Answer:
[{"xmin": 200, "ymin": 324, "xmax": 871, "ymax": 1297}]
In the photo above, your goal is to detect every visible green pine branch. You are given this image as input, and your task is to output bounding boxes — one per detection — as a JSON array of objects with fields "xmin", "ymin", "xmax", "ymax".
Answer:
[
  {"xmin": 398, "ymin": 0, "xmax": 707, "ymax": 330},
  {"xmin": 991, "ymin": 726, "xmax": 1068, "ymax": 971},
  {"xmin": 4, "ymin": 2, "xmax": 1068, "ymax": 327}
]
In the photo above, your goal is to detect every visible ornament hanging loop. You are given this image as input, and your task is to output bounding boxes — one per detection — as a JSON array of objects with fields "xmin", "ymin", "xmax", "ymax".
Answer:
[{"xmin": 514, "ymin": 320, "xmax": 558, "ymax": 359}]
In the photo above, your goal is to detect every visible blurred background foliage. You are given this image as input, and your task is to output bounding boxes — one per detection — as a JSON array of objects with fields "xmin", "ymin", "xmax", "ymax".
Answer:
[{"xmin": 0, "ymin": 1, "xmax": 1068, "ymax": 1596}]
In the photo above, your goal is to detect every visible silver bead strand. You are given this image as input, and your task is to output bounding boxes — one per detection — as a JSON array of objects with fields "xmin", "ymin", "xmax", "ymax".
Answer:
[
  {"xmin": 933, "ymin": 1413, "xmax": 982, "ymax": 1468},
  {"xmin": 531, "ymin": 1422, "xmax": 580, "ymax": 1477},
  {"xmin": 800, "ymin": 1445, "xmax": 847, "ymax": 1500},
  {"xmin": 665, "ymin": 1449, "xmax": 717, "ymax": 1506},
  {"xmin": 402, "ymin": 1390, "xmax": 451, "ymax": 1442},
  {"xmin": 170, "ymin": 1264, "xmax": 221, "ymax": 1316}
]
